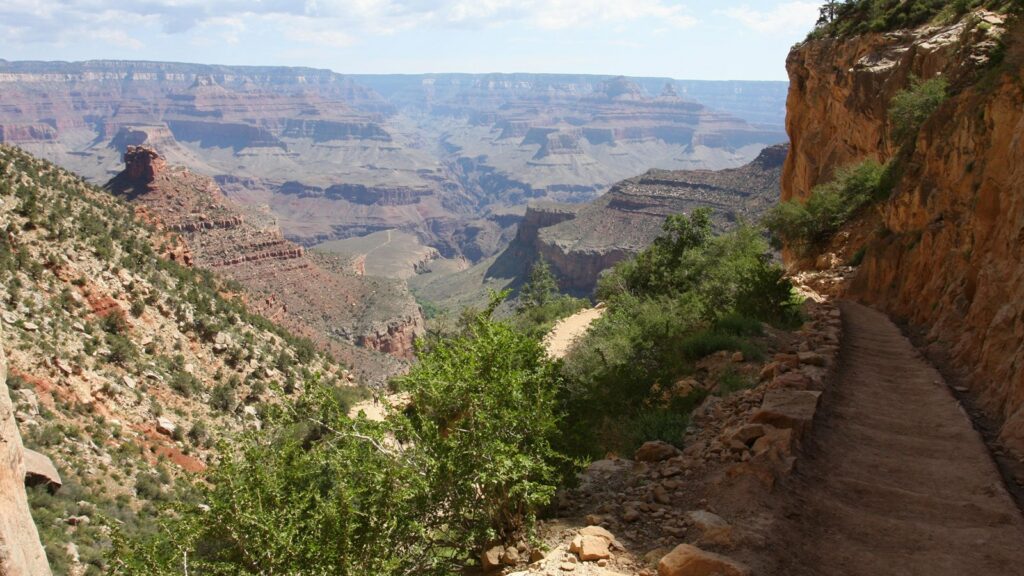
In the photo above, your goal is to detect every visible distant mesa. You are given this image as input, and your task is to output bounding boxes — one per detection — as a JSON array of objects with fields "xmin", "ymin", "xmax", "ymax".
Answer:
[{"xmin": 0, "ymin": 59, "xmax": 788, "ymax": 262}]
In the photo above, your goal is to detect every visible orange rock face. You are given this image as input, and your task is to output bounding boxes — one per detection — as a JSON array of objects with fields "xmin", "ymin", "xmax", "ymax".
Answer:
[
  {"xmin": 123, "ymin": 145, "xmax": 166, "ymax": 182},
  {"xmin": 784, "ymin": 14, "xmax": 1024, "ymax": 452}
]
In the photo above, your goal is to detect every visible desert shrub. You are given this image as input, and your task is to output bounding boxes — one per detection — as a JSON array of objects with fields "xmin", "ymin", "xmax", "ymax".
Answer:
[
  {"xmin": 209, "ymin": 382, "xmax": 236, "ymax": 412},
  {"xmin": 560, "ymin": 210, "xmax": 797, "ymax": 457},
  {"xmin": 716, "ymin": 367, "xmax": 756, "ymax": 396},
  {"xmin": 106, "ymin": 334, "xmax": 137, "ymax": 365},
  {"xmin": 888, "ymin": 76, "xmax": 949, "ymax": 144},
  {"xmin": 764, "ymin": 159, "xmax": 887, "ymax": 252},
  {"xmin": 169, "ymin": 371, "xmax": 201, "ymax": 398},
  {"xmin": 812, "ymin": 0, "xmax": 1014, "ymax": 38},
  {"xmin": 625, "ymin": 409, "xmax": 691, "ymax": 450},
  {"xmin": 111, "ymin": 303, "xmax": 568, "ymax": 575},
  {"xmin": 398, "ymin": 295, "xmax": 569, "ymax": 545}
]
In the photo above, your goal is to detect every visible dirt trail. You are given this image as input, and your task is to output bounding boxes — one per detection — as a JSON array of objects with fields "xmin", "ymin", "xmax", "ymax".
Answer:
[
  {"xmin": 544, "ymin": 307, "xmax": 605, "ymax": 359},
  {"xmin": 772, "ymin": 301, "xmax": 1024, "ymax": 575},
  {"xmin": 348, "ymin": 392, "xmax": 409, "ymax": 422}
]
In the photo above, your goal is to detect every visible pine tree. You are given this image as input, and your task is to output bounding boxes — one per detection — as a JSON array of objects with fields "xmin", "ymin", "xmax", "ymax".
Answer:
[{"xmin": 519, "ymin": 258, "xmax": 559, "ymax": 310}]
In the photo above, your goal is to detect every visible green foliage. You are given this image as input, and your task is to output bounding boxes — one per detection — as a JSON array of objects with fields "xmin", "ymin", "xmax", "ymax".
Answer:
[
  {"xmin": 625, "ymin": 409, "xmax": 691, "ymax": 449},
  {"xmin": 106, "ymin": 333, "xmax": 137, "ymax": 365},
  {"xmin": 764, "ymin": 160, "xmax": 888, "ymax": 253},
  {"xmin": 169, "ymin": 370, "xmax": 202, "ymax": 398},
  {"xmin": 399, "ymin": 294, "xmax": 569, "ymax": 544},
  {"xmin": 111, "ymin": 305, "xmax": 569, "ymax": 574},
  {"xmin": 519, "ymin": 258, "xmax": 560, "ymax": 310},
  {"xmin": 112, "ymin": 389, "xmax": 436, "ymax": 575},
  {"xmin": 888, "ymin": 76, "xmax": 949, "ymax": 144},
  {"xmin": 512, "ymin": 258, "xmax": 588, "ymax": 338},
  {"xmin": 209, "ymin": 382, "xmax": 236, "ymax": 411},
  {"xmin": 560, "ymin": 210, "xmax": 800, "ymax": 457},
  {"xmin": 811, "ymin": 0, "xmax": 1014, "ymax": 38},
  {"xmin": 715, "ymin": 367, "xmax": 756, "ymax": 396}
]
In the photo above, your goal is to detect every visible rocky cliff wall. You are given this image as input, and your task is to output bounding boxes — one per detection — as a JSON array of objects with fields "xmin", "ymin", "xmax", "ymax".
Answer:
[
  {"xmin": 783, "ymin": 11, "xmax": 1024, "ymax": 452},
  {"xmin": 0, "ymin": 326, "xmax": 52, "ymax": 575}
]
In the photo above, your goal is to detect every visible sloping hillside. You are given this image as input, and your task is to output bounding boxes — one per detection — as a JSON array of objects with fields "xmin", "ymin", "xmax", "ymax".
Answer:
[{"xmin": 0, "ymin": 145, "xmax": 353, "ymax": 574}]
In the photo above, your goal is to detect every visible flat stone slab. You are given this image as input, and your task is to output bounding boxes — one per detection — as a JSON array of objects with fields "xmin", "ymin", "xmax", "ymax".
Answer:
[
  {"xmin": 23, "ymin": 448, "xmax": 62, "ymax": 492},
  {"xmin": 750, "ymin": 389, "xmax": 822, "ymax": 439}
]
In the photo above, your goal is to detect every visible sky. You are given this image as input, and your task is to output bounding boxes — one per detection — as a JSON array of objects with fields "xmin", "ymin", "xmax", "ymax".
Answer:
[{"xmin": 0, "ymin": 1, "xmax": 823, "ymax": 81}]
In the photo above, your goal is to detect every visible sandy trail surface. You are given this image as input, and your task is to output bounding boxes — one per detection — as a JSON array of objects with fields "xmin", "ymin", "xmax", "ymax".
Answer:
[
  {"xmin": 771, "ymin": 301, "xmax": 1024, "ymax": 575},
  {"xmin": 544, "ymin": 307, "xmax": 605, "ymax": 359}
]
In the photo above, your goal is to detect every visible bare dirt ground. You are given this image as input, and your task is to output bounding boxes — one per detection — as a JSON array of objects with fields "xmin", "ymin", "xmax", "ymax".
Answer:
[
  {"xmin": 769, "ymin": 301, "xmax": 1024, "ymax": 575},
  {"xmin": 544, "ymin": 307, "xmax": 605, "ymax": 359}
]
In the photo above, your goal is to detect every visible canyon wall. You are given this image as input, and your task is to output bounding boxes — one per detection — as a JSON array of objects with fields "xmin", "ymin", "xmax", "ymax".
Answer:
[
  {"xmin": 0, "ymin": 325, "xmax": 52, "ymax": 576},
  {"xmin": 108, "ymin": 147, "xmax": 425, "ymax": 381},
  {"xmin": 532, "ymin": 144, "xmax": 786, "ymax": 292},
  {"xmin": 783, "ymin": 12, "xmax": 1024, "ymax": 452}
]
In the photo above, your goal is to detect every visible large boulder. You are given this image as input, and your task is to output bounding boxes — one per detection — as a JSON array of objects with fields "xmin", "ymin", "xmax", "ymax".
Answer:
[
  {"xmin": 750, "ymin": 389, "xmax": 822, "ymax": 439},
  {"xmin": 658, "ymin": 544, "xmax": 749, "ymax": 576},
  {"xmin": 570, "ymin": 534, "xmax": 611, "ymax": 561},
  {"xmin": 635, "ymin": 440, "xmax": 680, "ymax": 462},
  {"xmin": 23, "ymin": 449, "xmax": 62, "ymax": 493}
]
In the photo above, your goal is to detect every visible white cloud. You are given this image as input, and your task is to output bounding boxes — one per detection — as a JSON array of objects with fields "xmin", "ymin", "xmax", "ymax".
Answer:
[
  {"xmin": 88, "ymin": 28, "xmax": 144, "ymax": 49},
  {"xmin": 0, "ymin": 0, "xmax": 697, "ymax": 45},
  {"xmin": 289, "ymin": 27, "xmax": 357, "ymax": 48},
  {"xmin": 722, "ymin": 1, "xmax": 819, "ymax": 35}
]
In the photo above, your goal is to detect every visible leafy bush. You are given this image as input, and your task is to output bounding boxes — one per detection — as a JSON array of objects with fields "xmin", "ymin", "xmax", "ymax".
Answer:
[
  {"xmin": 398, "ymin": 296, "xmax": 570, "ymax": 545},
  {"xmin": 888, "ymin": 76, "xmax": 949, "ymax": 144},
  {"xmin": 111, "ymin": 304, "xmax": 569, "ymax": 575},
  {"xmin": 209, "ymin": 382, "xmax": 236, "ymax": 412},
  {"xmin": 764, "ymin": 160, "xmax": 887, "ymax": 253},
  {"xmin": 560, "ymin": 209, "xmax": 799, "ymax": 457},
  {"xmin": 169, "ymin": 371, "xmax": 202, "ymax": 398}
]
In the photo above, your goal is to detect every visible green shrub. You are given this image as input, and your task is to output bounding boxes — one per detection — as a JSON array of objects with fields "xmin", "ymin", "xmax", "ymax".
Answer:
[
  {"xmin": 111, "ymin": 303, "xmax": 569, "ymax": 575},
  {"xmin": 888, "ymin": 76, "xmax": 949, "ymax": 144},
  {"xmin": 513, "ymin": 258, "xmax": 588, "ymax": 338},
  {"xmin": 209, "ymin": 382, "xmax": 235, "ymax": 412},
  {"xmin": 764, "ymin": 159, "xmax": 887, "ymax": 252},
  {"xmin": 716, "ymin": 368, "xmax": 755, "ymax": 396},
  {"xmin": 169, "ymin": 371, "xmax": 201, "ymax": 398},
  {"xmin": 106, "ymin": 334, "xmax": 137, "ymax": 365},
  {"xmin": 560, "ymin": 210, "xmax": 795, "ymax": 457},
  {"xmin": 812, "ymin": 0, "xmax": 1013, "ymax": 38},
  {"xmin": 627, "ymin": 410, "xmax": 690, "ymax": 449},
  {"xmin": 398, "ymin": 295, "xmax": 569, "ymax": 545},
  {"xmin": 679, "ymin": 330, "xmax": 761, "ymax": 362}
]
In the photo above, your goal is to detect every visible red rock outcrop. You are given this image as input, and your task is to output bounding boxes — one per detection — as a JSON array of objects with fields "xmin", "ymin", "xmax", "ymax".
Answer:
[
  {"xmin": 0, "ymin": 326, "xmax": 53, "ymax": 575},
  {"xmin": 783, "ymin": 12, "xmax": 1024, "ymax": 451},
  {"xmin": 106, "ymin": 149, "xmax": 425, "ymax": 374},
  {"xmin": 124, "ymin": 145, "xmax": 166, "ymax": 182}
]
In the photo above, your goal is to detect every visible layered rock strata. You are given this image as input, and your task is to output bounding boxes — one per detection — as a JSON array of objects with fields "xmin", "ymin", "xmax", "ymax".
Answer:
[
  {"xmin": 107, "ymin": 147, "xmax": 425, "ymax": 378},
  {"xmin": 516, "ymin": 145, "xmax": 786, "ymax": 292}
]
